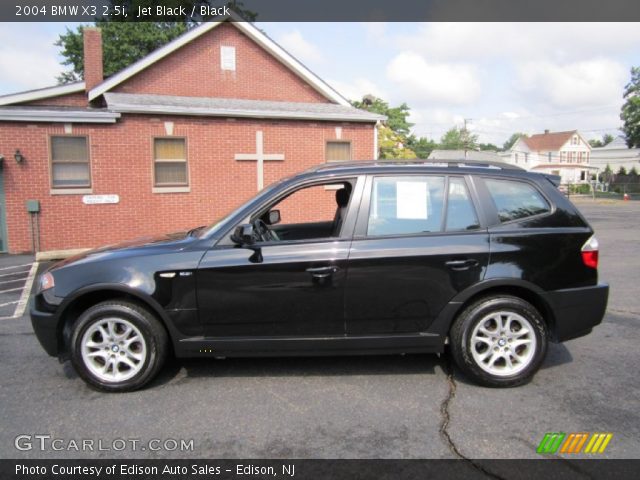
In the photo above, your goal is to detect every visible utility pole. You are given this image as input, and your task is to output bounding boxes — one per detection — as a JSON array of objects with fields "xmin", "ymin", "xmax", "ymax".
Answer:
[{"xmin": 463, "ymin": 118, "xmax": 472, "ymax": 159}]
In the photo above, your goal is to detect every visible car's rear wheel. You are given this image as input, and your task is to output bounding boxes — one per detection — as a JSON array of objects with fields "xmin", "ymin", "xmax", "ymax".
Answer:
[
  {"xmin": 449, "ymin": 295, "xmax": 548, "ymax": 387},
  {"xmin": 70, "ymin": 300, "xmax": 168, "ymax": 392}
]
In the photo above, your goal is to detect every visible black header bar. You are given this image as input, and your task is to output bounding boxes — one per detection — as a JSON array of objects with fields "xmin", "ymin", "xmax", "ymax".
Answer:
[{"xmin": 2, "ymin": 0, "xmax": 640, "ymax": 22}]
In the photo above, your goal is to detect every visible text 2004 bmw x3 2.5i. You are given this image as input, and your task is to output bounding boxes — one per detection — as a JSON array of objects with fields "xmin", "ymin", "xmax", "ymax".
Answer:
[{"xmin": 31, "ymin": 161, "xmax": 609, "ymax": 392}]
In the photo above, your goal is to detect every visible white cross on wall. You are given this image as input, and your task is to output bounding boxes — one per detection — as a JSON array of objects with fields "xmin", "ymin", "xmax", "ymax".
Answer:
[{"xmin": 235, "ymin": 131, "xmax": 285, "ymax": 191}]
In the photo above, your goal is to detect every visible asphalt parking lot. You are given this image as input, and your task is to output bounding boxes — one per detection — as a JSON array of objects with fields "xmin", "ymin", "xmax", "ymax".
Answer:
[
  {"xmin": 0, "ymin": 200, "xmax": 638, "ymax": 462},
  {"xmin": 0, "ymin": 255, "xmax": 36, "ymax": 320}
]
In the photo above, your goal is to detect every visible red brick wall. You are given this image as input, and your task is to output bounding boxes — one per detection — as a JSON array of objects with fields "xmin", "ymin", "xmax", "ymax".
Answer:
[
  {"xmin": 113, "ymin": 23, "xmax": 328, "ymax": 103},
  {"xmin": 0, "ymin": 116, "xmax": 374, "ymax": 253}
]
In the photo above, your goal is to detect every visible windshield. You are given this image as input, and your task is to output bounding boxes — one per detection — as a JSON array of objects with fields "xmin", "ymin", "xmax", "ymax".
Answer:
[{"xmin": 199, "ymin": 178, "xmax": 289, "ymax": 237}]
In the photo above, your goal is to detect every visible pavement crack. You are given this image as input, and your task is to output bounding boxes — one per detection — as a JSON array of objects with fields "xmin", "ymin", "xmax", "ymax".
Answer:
[
  {"xmin": 439, "ymin": 358, "xmax": 507, "ymax": 480},
  {"xmin": 608, "ymin": 308, "xmax": 640, "ymax": 317}
]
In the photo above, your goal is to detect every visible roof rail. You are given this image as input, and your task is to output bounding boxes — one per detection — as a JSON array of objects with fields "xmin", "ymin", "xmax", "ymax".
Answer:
[
  {"xmin": 422, "ymin": 159, "xmax": 525, "ymax": 170},
  {"xmin": 309, "ymin": 159, "xmax": 525, "ymax": 172}
]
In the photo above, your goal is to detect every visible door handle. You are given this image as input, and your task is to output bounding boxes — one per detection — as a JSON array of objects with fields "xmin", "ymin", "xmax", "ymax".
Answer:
[
  {"xmin": 306, "ymin": 266, "xmax": 340, "ymax": 278},
  {"xmin": 445, "ymin": 259, "xmax": 479, "ymax": 271}
]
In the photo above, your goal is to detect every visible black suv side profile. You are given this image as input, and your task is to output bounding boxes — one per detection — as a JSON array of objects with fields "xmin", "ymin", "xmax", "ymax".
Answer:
[{"xmin": 31, "ymin": 161, "xmax": 609, "ymax": 391}]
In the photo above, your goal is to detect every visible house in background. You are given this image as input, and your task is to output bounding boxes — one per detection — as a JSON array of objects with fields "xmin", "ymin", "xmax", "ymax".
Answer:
[
  {"xmin": 500, "ymin": 130, "xmax": 597, "ymax": 184},
  {"xmin": 0, "ymin": 18, "xmax": 383, "ymax": 254},
  {"xmin": 590, "ymin": 136, "xmax": 640, "ymax": 173}
]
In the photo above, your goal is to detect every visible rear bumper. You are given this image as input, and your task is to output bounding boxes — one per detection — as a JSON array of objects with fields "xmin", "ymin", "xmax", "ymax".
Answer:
[
  {"xmin": 542, "ymin": 283, "xmax": 609, "ymax": 342},
  {"xmin": 30, "ymin": 298, "xmax": 61, "ymax": 357}
]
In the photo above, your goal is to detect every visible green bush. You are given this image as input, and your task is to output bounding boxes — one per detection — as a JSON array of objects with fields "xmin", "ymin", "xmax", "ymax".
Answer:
[{"xmin": 568, "ymin": 184, "xmax": 591, "ymax": 194}]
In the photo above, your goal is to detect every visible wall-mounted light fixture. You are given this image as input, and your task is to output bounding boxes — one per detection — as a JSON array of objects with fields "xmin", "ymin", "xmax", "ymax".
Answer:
[{"xmin": 14, "ymin": 149, "xmax": 24, "ymax": 164}]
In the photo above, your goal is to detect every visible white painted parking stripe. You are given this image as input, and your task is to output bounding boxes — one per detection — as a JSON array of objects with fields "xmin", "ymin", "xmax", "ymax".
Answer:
[
  {"xmin": 0, "ymin": 277, "xmax": 27, "ymax": 285},
  {"xmin": 0, "ymin": 300, "xmax": 19, "ymax": 308},
  {"xmin": 0, "ymin": 263, "xmax": 33, "ymax": 271},
  {"xmin": 0, "ymin": 269, "xmax": 30, "ymax": 278},
  {"xmin": 13, "ymin": 262, "xmax": 39, "ymax": 319},
  {"xmin": 0, "ymin": 287, "xmax": 24, "ymax": 294}
]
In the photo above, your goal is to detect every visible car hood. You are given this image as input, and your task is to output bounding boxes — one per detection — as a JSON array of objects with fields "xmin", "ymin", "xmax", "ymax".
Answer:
[{"xmin": 50, "ymin": 230, "xmax": 195, "ymax": 270}]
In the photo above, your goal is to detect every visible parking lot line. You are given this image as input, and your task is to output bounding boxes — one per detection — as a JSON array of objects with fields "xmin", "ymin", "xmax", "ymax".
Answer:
[
  {"xmin": 0, "ymin": 300, "xmax": 19, "ymax": 308},
  {"xmin": 0, "ymin": 269, "xmax": 30, "ymax": 278},
  {"xmin": 13, "ymin": 262, "xmax": 38, "ymax": 319},
  {"xmin": 0, "ymin": 277, "xmax": 28, "ymax": 285},
  {"xmin": 0, "ymin": 287, "xmax": 24, "ymax": 294},
  {"xmin": 0, "ymin": 263, "xmax": 33, "ymax": 271}
]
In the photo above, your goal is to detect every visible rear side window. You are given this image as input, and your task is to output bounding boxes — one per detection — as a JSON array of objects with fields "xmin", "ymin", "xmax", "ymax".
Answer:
[
  {"xmin": 484, "ymin": 178, "xmax": 550, "ymax": 222},
  {"xmin": 446, "ymin": 177, "xmax": 480, "ymax": 231},
  {"xmin": 367, "ymin": 176, "xmax": 445, "ymax": 236}
]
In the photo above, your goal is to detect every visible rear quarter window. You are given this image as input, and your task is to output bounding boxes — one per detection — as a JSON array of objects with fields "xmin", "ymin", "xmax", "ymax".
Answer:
[{"xmin": 484, "ymin": 178, "xmax": 550, "ymax": 222}]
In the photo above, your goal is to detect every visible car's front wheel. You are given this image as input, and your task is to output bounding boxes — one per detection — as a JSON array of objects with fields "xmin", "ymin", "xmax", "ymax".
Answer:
[
  {"xmin": 449, "ymin": 295, "xmax": 548, "ymax": 387},
  {"xmin": 69, "ymin": 300, "xmax": 168, "ymax": 392}
]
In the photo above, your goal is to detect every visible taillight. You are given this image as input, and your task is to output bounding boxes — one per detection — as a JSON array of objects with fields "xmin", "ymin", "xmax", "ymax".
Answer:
[{"xmin": 581, "ymin": 235, "xmax": 599, "ymax": 269}]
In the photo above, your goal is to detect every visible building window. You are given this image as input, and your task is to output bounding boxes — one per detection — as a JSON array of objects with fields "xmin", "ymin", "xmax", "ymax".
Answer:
[
  {"xmin": 326, "ymin": 141, "xmax": 351, "ymax": 162},
  {"xmin": 572, "ymin": 136, "xmax": 579, "ymax": 145},
  {"xmin": 548, "ymin": 152, "xmax": 552, "ymax": 162},
  {"xmin": 514, "ymin": 153, "xmax": 519, "ymax": 164},
  {"xmin": 524, "ymin": 153, "xmax": 529, "ymax": 163},
  {"xmin": 50, "ymin": 136, "xmax": 90, "ymax": 188},
  {"xmin": 220, "ymin": 46, "xmax": 236, "ymax": 71},
  {"xmin": 154, "ymin": 138, "xmax": 188, "ymax": 187}
]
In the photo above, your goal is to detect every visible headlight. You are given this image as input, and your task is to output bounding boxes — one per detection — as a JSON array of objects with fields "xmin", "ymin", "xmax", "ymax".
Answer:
[{"xmin": 39, "ymin": 272, "xmax": 55, "ymax": 292}]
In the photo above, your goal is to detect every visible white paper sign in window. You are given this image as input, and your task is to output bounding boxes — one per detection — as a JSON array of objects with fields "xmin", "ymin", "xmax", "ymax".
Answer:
[
  {"xmin": 396, "ymin": 181, "xmax": 428, "ymax": 219},
  {"xmin": 220, "ymin": 46, "xmax": 236, "ymax": 71}
]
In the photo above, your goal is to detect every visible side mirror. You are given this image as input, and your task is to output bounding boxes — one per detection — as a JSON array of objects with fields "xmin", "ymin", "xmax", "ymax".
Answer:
[
  {"xmin": 230, "ymin": 224, "xmax": 255, "ymax": 246},
  {"xmin": 267, "ymin": 209, "xmax": 281, "ymax": 225}
]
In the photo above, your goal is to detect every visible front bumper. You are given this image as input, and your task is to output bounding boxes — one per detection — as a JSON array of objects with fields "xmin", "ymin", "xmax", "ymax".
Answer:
[
  {"xmin": 542, "ymin": 283, "xmax": 609, "ymax": 342},
  {"xmin": 30, "ymin": 297, "xmax": 62, "ymax": 357}
]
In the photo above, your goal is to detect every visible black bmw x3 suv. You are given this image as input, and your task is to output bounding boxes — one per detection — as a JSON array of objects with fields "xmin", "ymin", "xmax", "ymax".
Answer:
[{"xmin": 31, "ymin": 160, "xmax": 609, "ymax": 391}]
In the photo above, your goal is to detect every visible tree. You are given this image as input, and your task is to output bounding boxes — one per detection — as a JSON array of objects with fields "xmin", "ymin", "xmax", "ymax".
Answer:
[
  {"xmin": 478, "ymin": 142, "xmax": 499, "ymax": 151},
  {"xmin": 629, "ymin": 166, "xmax": 639, "ymax": 177},
  {"xmin": 588, "ymin": 134, "xmax": 615, "ymax": 148},
  {"xmin": 600, "ymin": 163, "xmax": 613, "ymax": 183},
  {"xmin": 621, "ymin": 66, "xmax": 640, "ymax": 148},
  {"xmin": 377, "ymin": 124, "xmax": 416, "ymax": 160},
  {"xmin": 56, "ymin": 22, "xmax": 188, "ymax": 83},
  {"xmin": 405, "ymin": 135, "xmax": 437, "ymax": 159},
  {"xmin": 617, "ymin": 166, "xmax": 628, "ymax": 175},
  {"xmin": 439, "ymin": 126, "xmax": 478, "ymax": 151},
  {"xmin": 55, "ymin": 1, "xmax": 256, "ymax": 83},
  {"xmin": 502, "ymin": 132, "xmax": 527, "ymax": 151},
  {"xmin": 352, "ymin": 96, "xmax": 413, "ymax": 136}
]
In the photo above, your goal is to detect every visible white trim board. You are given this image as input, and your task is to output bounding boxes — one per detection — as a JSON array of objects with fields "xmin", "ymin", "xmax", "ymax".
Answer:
[{"xmin": 0, "ymin": 82, "xmax": 85, "ymax": 106}]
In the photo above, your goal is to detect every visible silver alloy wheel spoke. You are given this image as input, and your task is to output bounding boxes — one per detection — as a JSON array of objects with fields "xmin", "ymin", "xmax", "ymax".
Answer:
[
  {"xmin": 470, "ymin": 310, "xmax": 537, "ymax": 377},
  {"xmin": 81, "ymin": 317, "xmax": 147, "ymax": 383}
]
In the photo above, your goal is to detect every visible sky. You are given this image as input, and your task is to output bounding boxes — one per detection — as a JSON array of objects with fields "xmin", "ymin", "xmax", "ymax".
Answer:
[{"xmin": 1, "ymin": 22, "xmax": 639, "ymax": 147}]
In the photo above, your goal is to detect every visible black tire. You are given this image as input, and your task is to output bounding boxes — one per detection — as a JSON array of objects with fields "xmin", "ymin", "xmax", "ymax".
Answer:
[
  {"xmin": 449, "ymin": 295, "xmax": 548, "ymax": 388},
  {"xmin": 69, "ymin": 300, "xmax": 169, "ymax": 392}
]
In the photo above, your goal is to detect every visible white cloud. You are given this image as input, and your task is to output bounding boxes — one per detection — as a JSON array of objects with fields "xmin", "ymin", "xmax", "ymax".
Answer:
[
  {"xmin": 327, "ymin": 77, "xmax": 386, "ymax": 102},
  {"xmin": 395, "ymin": 23, "xmax": 640, "ymax": 63},
  {"xmin": 362, "ymin": 22, "xmax": 387, "ymax": 45},
  {"xmin": 515, "ymin": 58, "xmax": 627, "ymax": 108},
  {"xmin": 386, "ymin": 52, "xmax": 481, "ymax": 105},
  {"xmin": 0, "ymin": 24, "xmax": 62, "ymax": 93},
  {"xmin": 275, "ymin": 29, "xmax": 324, "ymax": 64}
]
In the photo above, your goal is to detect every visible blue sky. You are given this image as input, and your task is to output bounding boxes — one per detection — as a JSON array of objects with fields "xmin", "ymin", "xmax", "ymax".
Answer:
[{"xmin": 1, "ymin": 22, "xmax": 639, "ymax": 146}]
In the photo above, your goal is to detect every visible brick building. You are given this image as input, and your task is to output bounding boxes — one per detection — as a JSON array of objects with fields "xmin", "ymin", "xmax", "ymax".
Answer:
[{"xmin": 0, "ymin": 19, "xmax": 382, "ymax": 254}]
